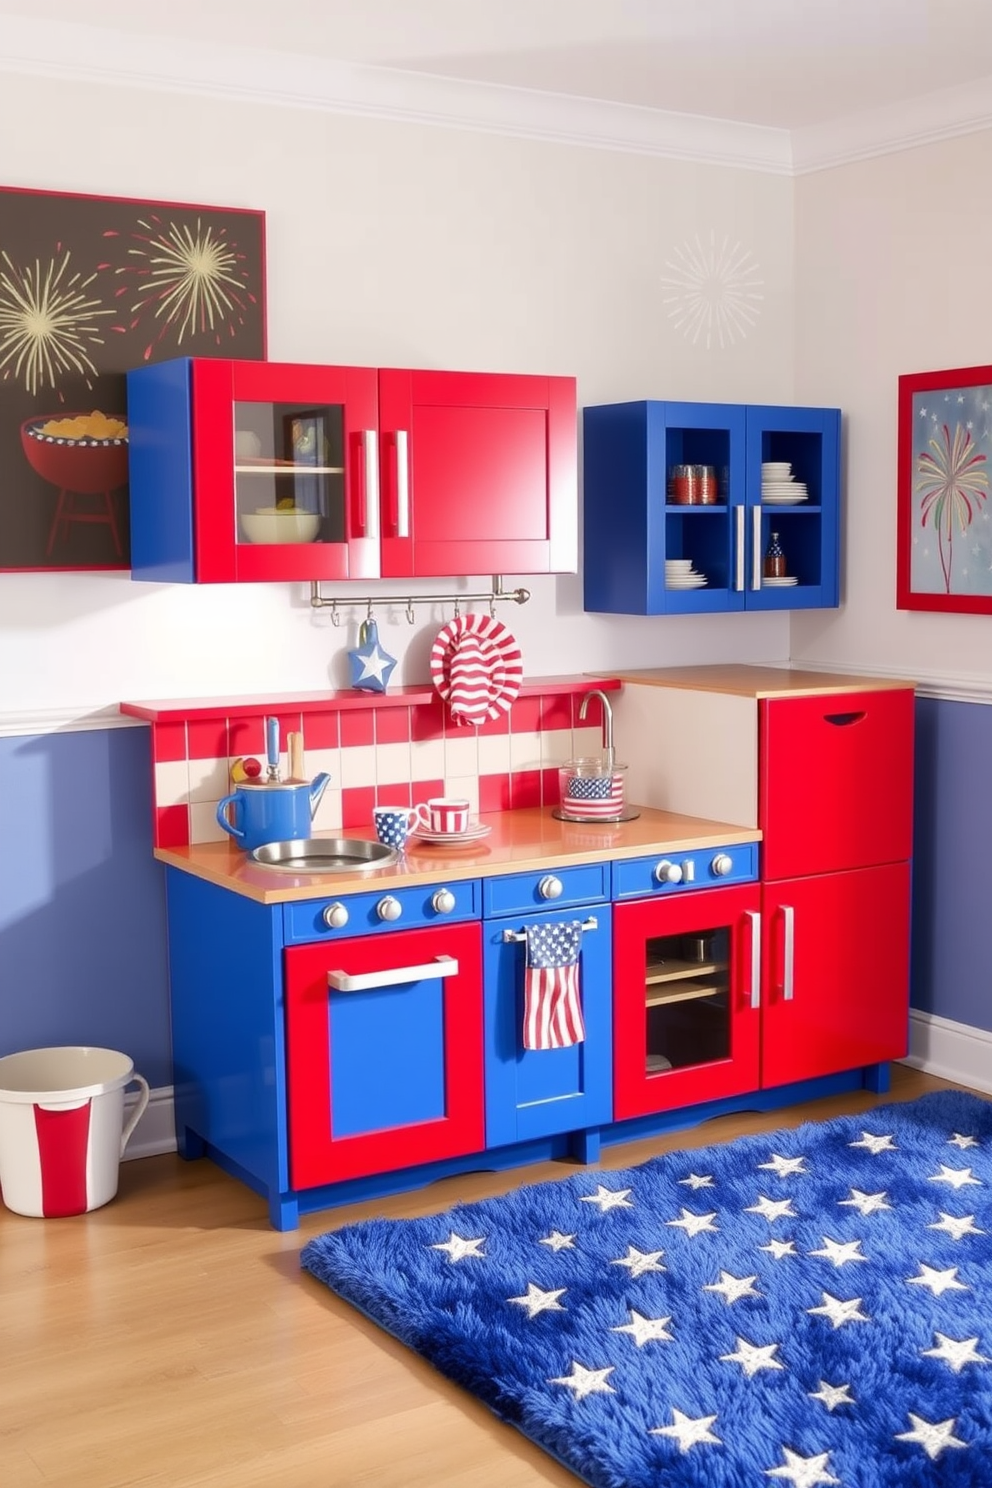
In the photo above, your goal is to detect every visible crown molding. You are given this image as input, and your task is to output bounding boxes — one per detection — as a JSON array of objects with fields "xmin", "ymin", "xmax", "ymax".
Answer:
[{"xmin": 791, "ymin": 74, "xmax": 992, "ymax": 174}]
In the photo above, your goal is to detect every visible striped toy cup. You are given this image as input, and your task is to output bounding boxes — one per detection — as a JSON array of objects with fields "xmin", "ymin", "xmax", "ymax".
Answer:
[{"xmin": 415, "ymin": 797, "xmax": 471, "ymax": 834}]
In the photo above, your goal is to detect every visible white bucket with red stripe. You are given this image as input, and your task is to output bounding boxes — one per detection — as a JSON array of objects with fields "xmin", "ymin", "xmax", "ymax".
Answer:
[{"xmin": 0, "ymin": 1047, "xmax": 149, "ymax": 1218}]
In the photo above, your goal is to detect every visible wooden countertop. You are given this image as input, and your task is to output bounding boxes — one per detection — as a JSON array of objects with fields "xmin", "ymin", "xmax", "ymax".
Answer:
[
  {"xmin": 154, "ymin": 805, "xmax": 762, "ymax": 905},
  {"xmin": 598, "ymin": 664, "xmax": 915, "ymax": 699}
]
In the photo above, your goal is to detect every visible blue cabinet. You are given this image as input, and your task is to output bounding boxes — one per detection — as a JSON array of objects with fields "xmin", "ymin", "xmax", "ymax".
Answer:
[{"xmin": 582, "ymin": 400, "xmax": 840, "ymax": 614}]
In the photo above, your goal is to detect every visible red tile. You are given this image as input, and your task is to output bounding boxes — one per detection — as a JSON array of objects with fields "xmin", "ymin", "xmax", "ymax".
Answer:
[
  {"xmin": 341, "ymin": 785, "xmax": 376, "ymax": 830},
  {"xmin": 479, "ymin": 773, "xmax": 511, "ymax": 813},
  {"xmin": 538, "ymin": 693, "xmax": 572, "ymax": 732},
  {"xmin": 151, "ymin": 720, "xmax": 187, "ymax": 764},
  {"xmin": 376, "ymin": 783, "xmax": 414, "ymax": 808},
  {"xmin": 411, "ymin": 700, "xmax": 445, "ymax": 741},
  {"xmin": 340, "ymin": 710, "xmax": 374, "ymax": 749},
  {"xmin": 412, "ymin": 776, "xmax": 445, "ymax": 804},
  {"xmin": 187, "ymin": 717, "xmax": 228, "ymax": 761},
  {"xmin": 228, "ymin": 715, "xmax": 265, "ymax": 760},
  {"xmin": 375, "ymin": 706, "xmax": 410, "ymax": 745},
  {"xmin": 155, "ymin": 804, "xmax": 189, "ymax": 849},
  {"xmin": 542, "ymin": 767, "xmax": 564, "ymax": 806},
  {"xmin": 303, "ymin": 711, "xmax": 339, "ymax": 751},
  {"xmin": 510, "ymin": 696, "xmax": 542, "ymax": 733},
  {"xmin": 510, "ymin": 770, "xmax": 541, "ymax": 809},
  {"xmin": 476, "ymin": 710, "xmax": 510, "ymax": 737}
]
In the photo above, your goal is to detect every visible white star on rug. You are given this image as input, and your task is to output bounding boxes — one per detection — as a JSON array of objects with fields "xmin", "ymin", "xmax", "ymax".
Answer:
[
  {"xmin": 704, "ymin": 1270, "xmax": 762, "ymax": 1304},
  {"xmin": 760, "ymin": 1238, "xmax": 798, "ymax": 1260},
  {"xmin": 719, "ymin": 1336, "xmax": 785, "ymax": 1376},
  {"xmin": 929, "ymin": 1164, "xmax": 981, "ymax": 1189},
  {"xmin": 808, "ymin": 1380, "xmax": 855, "ymax": 1411},
  {"xmin": 745, "ymin": 1195, "xmax": 797, "ymax": 1223},
  {"xmin": 928, "ymin": 1212, "xmax": 985, "ymax": 1241},
  {"xmin": 806, "ymin": 1292, "xmax": 871, "ymax": 1328},
  {"xmin": 548, "ymin": 1361, "xmax": 616, "ymax": 1400},
  {"xmin": 539, "ymin": 1230, "xmax": 577, "ymax": 1251},
  {"xmin": 610, "ymin": 1245, "xmax": 667, "ymax": 1277},
  {"xmin": 430, "ymin": 1232, "xmax": 486, "ymax": 1262},
  {"xmin": 921, "ymin": 1332, "xmax": 991, "ymax": 1373},
  {"xmin": 580, "ymin": 1184, "xmax": 634, "ymax": 1212},
  {"xmin": 906, "ymin": 1263, "xmax": 969, "ymax": 1296},
  {"xmin": 667, "ymin": 1207, "xmax": 719, "ymax": 1237},
  {"xmin": 758, "ymin": 1154, "xmax": 808, "ymax": 1177},
  {"xmin": 612, "ymin": 1309, "xmax": 674, "ymax": 1346},
  {"xmin": 808, "ymin": 1236, "xmax": 868, "ymax": 1267},
  {"xmin": 679, "ymin": 1172, "xmax": 715, "ymax": 1189},
  {"xmin": 508, "ymin": 1282, "xmax": 566, "ymax": 1318},
  {"xmin": 894, "ymin": 1412, "xmax": 967, "ymax": 1459},
  {"xmin": 650, "ymin": 1408, "xmax": 721, "ymax": 1451},
  {"xmin": 849, "ymin": 1131, "xmax": 897, "ymax": 1154},
  {"xmin": 838, "ymin": 1188, "xmax": 892, "ymax": 1215},
  {"xmin": 949, "ymin": 1132, "xmax": 979, "ymax": 1148},
  {"xmin": 765, "ymin": 1446, "xmax": 839, "ymax": 1485}
]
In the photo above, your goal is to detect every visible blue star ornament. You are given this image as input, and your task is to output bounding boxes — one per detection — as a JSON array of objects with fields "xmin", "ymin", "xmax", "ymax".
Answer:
[{"xmin": 347, "ymin": 619, "xmax": 397, "ymax": 693}]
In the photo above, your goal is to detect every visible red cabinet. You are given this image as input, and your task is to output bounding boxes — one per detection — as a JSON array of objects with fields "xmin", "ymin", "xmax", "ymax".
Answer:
[
  {"xmin": 285, "ymin": 919, "xmax": 484, "ymax": 1188},
  {"xmin": 126, "ymin": 357, "xmax": 577, "ymax": 583}
]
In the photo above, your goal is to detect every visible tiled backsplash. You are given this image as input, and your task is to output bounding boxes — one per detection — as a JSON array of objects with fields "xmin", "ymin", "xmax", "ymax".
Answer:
[{"xmin": 134, "ymin": 681, "xmax": 619, "ymax": 848}]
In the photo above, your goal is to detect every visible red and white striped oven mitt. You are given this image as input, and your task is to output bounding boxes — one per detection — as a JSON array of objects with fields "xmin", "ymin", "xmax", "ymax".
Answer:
[{"xmin": 430, "ymin": 614, "xmax": 522, "ymax": 727}]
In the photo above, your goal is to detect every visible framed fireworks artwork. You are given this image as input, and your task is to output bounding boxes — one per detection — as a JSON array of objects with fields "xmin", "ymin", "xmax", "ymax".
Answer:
[
  {"xmin": 897, "ymin": 363, "xmax": 992, "ymax": 613},
  {"xmin": 0, "ymin": 185, "xmax": 266, "ymax": 571}
]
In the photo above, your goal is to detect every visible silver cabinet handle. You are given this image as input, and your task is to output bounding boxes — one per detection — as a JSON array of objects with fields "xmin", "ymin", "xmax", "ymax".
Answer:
[
  {"xmin": 502, "ymin": 915, "xmax": 598, "ymax": 943},
  {"xmin": 781, "ymin": 904, "xmax": 795, "ymax": 1000},
  {"xmin": 750, "ymin": 909, "xmax": 762, "ymax": 1009},
  {"xmin": 735, "ymin": 506, "xmax": 745, "ymax": 591},
  {"xmin": 327, "ymin": 955, "xmax": 458, "ymax": 992},
  {"xmin": 538, "ymin": 874, "xmax": 563, "ymax": 900},
  {"xmin": 364, "ymin": 428, "xmax": 379, "ymax": 541},
  {"xmin": 395, "ymin": 428, "xmax": 410, "ymax": 537},
  {"xmin": 752, "ymin": 505, "xmax": 762, "ymax": 591}
]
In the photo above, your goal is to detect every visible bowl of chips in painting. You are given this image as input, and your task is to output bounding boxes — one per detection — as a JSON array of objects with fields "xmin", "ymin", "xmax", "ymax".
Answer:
[{"xmin": 21, "ymin": 411, "xmax": 129, "ymax": 494}]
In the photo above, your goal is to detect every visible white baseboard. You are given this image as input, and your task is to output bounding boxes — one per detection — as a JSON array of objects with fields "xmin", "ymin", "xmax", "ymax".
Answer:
[
  {"xmin": 901, "ymin": 1010, "xmax": 992, "ymax": 1097},
  {"xmin": 123, "ymin": 1083, "xmax": 177, "ymax": 1160}
]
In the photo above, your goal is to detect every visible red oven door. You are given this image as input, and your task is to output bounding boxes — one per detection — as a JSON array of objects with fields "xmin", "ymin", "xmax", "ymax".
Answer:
[{"xmin": 285, "ymin": 920, "xmax": 484, "ymax": 1189}]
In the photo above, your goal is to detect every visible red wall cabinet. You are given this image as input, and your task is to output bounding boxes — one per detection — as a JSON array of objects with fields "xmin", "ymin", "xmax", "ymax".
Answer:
[{"xmin": 126, "ymin": 357, "xmax": 577, "ymax": 583}]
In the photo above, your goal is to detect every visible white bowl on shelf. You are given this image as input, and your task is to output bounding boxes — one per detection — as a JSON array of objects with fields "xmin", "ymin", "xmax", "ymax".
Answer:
[{"xmin": 240, "ymin": 508, "xmax": 321, "ymax": 544}]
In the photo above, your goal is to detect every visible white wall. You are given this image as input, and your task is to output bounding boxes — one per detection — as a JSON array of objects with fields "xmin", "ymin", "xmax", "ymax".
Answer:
[
  {"xmin": 0, "ymin": 71, "xmax": 799, "ymax": 724},
  {"xmin": 791, "ymin": 130, "xmax": 992, "ymax": 693}
]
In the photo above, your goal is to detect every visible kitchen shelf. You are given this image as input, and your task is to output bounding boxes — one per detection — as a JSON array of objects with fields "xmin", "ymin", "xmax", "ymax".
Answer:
[
  {"xmin": 646, "ymin": 957, "xmax": 723, "ymax": 983},
  {"xmin": 645, "ymin": 980, "xmax": 721, "ymax": 1007}
]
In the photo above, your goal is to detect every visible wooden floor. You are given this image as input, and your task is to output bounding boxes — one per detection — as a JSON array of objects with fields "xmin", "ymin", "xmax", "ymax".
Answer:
[{"xmin": 1, "ymin": 1066, "xmax": 974, "ymax": 1488}]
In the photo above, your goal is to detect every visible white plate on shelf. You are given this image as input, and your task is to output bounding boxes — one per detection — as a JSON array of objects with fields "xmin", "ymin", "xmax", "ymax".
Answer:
[
  {"xmin": 412, "ymin": 822, "xmax": 492, "ymax": 845},
  {"xmin": 763, "ymin": 575, "xmax": 798, "ymax": 586},
  {"xmin": 666, "ymin": 576, "xmax": 708, "ymax": 589},
  {"xmin": 762, "ymin": 495, "xmax": 808, "ymax": 505}
]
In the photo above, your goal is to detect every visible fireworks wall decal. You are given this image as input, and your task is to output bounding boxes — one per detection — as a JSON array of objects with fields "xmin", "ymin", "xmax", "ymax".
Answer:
[
  {"xmin": 0, "ymin": 249, "xmax": 114, "ymax": 395},
  {"xmin": 105, "ymin": 214, "xmax": 258, "ymax": 361},
  {"xmin": 915, "ymin": 421, "xmax": 988, "ymax": 594},
  {"xmin": 660, "ymin": 230, "xmax": 763, "ymax": 351}
]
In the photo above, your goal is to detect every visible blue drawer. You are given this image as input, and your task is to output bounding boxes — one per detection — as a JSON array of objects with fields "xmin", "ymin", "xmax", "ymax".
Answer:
[
  {"xmin": 283, "ymin": 879, "xmax": 481, "ymax": 944},
  {"xmin": 613, "ymin": 842, "xmax": 759, "ymax": 899},
  {"xmin": 483, "ymin": 863, "xmax": 610, "ymax": 918}
]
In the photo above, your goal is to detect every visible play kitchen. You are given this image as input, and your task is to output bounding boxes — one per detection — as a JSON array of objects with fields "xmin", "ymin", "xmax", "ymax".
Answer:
[{"xmin": 121, "ymin": 665, "xmax": 914, "ymax": 1230}]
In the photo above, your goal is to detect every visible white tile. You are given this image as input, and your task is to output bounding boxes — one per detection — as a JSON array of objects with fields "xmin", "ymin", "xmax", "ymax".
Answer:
[
  {"xmin": 154, "ymin": 758, "xmax": 190, "ymax": 809},
  {"xmin": 443, "ymin": 776, "xmax": 480, "ymax": 814},
  {"xmin": 509, "ymin": 729, "xmax": 542, "ymax": 773},
  {"xmin": 190, "ymin": 800, "xmax": 228, "ymax": 844},
  {"xmin": 444, "ymin": 733, "xmax": 479, "ymax": 777},
  {"xmin": 339, "ymin": 744, "xmax": 377, "ymax": 789},
  {"xmin": 375, "ymin": 740, "xmax": 413, "ymax": 785},
  {"xmin": 411, "ymin": 736, "xmax": 445, "ymax": 780},
  {"xmin": 303, "ymin": 747, "xmax": 340, "ymax": 784},
  {"xmin": 312, "ymin": 787, "xmax": 344, "ymax": 833},
  {"xmin": 188, "ymin": 755, "xmax": 230, "ymax": 803},
  {"xmin": 541, "ymin": 727, "xmax": 575, "ymax": 767},
  {"xmin": 573, "ymin": 724, "xmax": 604, "ymax": 760},
  {"xmin": 477, "ymin": 732, "xmax": 511, "ymax": 775}
]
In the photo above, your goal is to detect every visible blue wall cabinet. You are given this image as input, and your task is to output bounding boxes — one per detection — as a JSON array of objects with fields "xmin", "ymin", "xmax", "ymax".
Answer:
[{"xmin": 582, "ymin": 400, "xmax": 840, "ymax": 614}]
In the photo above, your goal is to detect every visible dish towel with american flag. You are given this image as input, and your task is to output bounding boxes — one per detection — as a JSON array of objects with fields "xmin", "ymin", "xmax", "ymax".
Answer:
[{"xmin": 522, "ymin": 920, "xmax": 586, "ymax": 1050}]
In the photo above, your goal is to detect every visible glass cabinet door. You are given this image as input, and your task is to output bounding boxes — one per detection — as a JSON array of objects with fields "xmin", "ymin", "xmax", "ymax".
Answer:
[
  {"xmin": 233, "ymin": 400, "xmax": 345, "ymax": 549},
  {"xmin": 613, "ymin": 883, "xmax": 760, "ymax": 1120}
]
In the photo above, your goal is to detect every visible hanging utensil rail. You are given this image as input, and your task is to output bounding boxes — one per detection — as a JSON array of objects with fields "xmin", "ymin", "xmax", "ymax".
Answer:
[{"xmin": 310, "ymin": 575, "xmax": 531, "ymax": 626}]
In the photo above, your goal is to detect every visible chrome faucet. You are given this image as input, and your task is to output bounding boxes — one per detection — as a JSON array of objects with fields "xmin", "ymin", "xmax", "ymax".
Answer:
[{"xmin": 578, "ymin": 689, "xmax": 615, "ymax": 770}]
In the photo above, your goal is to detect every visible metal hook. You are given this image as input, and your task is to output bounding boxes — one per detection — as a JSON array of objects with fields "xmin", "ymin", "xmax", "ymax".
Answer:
[
  {"xmin": 366, "ymin": 598, "xmax": 374, "ymax": 623},
  {"xmin": 489, "ymin": 593, "xmax": 497, "ymax": 618},
  {"xmin": 329, "ymin": 601, "xmax": 341, "ymax": 628},
  {"xmin": 406, "ymin": 599, "xmax": 416, "ymax": 625},
  {"xmin": 454, "ymin": 595, "xmax": 461, "ymax": 619}
]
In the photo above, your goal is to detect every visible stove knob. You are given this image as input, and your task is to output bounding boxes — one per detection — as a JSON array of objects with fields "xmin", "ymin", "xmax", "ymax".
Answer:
[
  {"xmin": 322, "ymin": 902, "xmax": 349, "ymax": 930},
  {"xmin": 432, "ymin": 888, "xmax": 456, "ymax": 915},
  {"xmin": 712, "ymin": 853, "xmax": 734, "ymax": 877},
  {"xmin": 376, "ymin": 895, "xmax": 403, "ymax": 922},
  {"xmin": 538, "ymin": 875, "xmax": 564, "ymax": 900},
  {"xmin": 654, "ymin": 859, "xmax": 683, "ymax": 884}
]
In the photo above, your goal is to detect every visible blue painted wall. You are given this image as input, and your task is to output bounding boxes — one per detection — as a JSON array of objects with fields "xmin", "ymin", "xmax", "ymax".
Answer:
[
  {"xmin": 0, "ymin": 696, "xmax": 986, "ymax": 1094},
  {"xmin": 0, "ymin": 725, "xmax": 171, "ymax": 1086}
]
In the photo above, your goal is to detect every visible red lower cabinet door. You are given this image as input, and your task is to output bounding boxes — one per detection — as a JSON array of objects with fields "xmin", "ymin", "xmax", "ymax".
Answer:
[
  {"xmin": 760, "ymin": 861, "xmax": 911, "ymax": 1088},
  {"xmin": 613, "ymin": 884, "xmax": 762, "ymax": 1120},
  {"xmin": 285, "ymin": 921, "xmax": 484, "ymax": 1189}
]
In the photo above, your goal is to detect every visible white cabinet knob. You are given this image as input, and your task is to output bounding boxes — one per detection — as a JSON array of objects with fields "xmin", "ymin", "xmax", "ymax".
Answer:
[
  {"xmin": 538, "ymin": 875, "xmax": 563, "ymax": 900},
  {"xmin": 376, "ymin": 895, "xmax": 403, "ymax": 922},
  {"xmin": 322, "ymin": 902, "xmax": 349, "ymax": 929},
  {"xmin": 654, "ymin": 859, "xmax": 683, "ymax": 884},
  {"xmin": 712, "ymin": 853, "xmax": 734, "ymax": 877},
  {"xmin": 432, "ymin": 888, "xmax": 456, "ymax": 914}
]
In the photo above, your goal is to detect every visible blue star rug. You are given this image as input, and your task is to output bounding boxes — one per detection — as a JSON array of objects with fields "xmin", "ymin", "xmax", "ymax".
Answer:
[{"xmin": 301, "ymin": 1091, "xmax": 992, "ymax": 1486}]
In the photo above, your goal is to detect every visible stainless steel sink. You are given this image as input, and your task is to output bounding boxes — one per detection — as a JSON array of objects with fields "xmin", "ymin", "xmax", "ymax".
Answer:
[{"xmin": 250, "ymin": 838, "xmax": 399, "ymax": 873}]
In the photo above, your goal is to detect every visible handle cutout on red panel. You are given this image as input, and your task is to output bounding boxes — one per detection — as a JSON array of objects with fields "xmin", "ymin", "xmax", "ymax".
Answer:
[{"xmin": 823, "ymin": 711, "xmax": 865, "ymax": 727}]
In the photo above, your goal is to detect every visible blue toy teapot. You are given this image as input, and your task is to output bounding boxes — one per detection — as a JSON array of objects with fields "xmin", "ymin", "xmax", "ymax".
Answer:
[{"xmin": 216, "ymin": 773, "xmax": 332, "ymax": 851}]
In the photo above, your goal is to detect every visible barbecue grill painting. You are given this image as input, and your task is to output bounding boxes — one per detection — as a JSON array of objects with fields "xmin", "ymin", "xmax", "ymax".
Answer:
[{"xmin": 0, "ymin": 185, "xmax": 266, "ymax": 571}]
